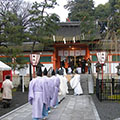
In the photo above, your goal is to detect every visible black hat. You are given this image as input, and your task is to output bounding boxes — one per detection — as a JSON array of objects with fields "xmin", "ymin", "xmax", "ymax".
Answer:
[
  {"xmin": 43, "ymin": 68, "xmax": 48, "ymax": 76},
  {"xmin": 52, "ymin": 69, "xmax": 56, "ymax": 75},
  {"xmin": 6, "ymin": 75, "xmax": 11, "ymax": 79},
  {"xmin": 37, "ymin": 67, "xmax": 42, "ymax": 77},
  {"xmin": 58, "ymin": 69, "xmax": 63, "ymax": 75},
  {"xmin": 75, "ymin": 70, "xmax": 78, "ymax": 74}
]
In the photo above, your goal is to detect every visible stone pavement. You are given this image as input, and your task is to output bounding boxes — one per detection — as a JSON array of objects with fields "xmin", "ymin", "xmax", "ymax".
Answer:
[{"xmin": 0, "ymin": 95, "xmax": 100, "ymax": 120}]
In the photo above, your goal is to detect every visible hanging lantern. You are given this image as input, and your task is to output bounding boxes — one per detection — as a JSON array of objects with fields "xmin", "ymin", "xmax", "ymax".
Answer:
[{"xmin": 30, "ymin": 54, "xmax": 40, "ymax": 66}]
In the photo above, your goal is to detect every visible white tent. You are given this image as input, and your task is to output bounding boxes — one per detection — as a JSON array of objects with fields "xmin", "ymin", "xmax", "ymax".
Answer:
[{"xmin": 0, "ymin": 61, "xmax": 11, "ymax": 71}]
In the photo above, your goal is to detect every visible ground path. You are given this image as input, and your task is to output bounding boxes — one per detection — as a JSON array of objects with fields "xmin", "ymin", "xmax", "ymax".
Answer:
[{"xmin": 0, "ymin": 95, "xmax": 100, "ymax": 120}]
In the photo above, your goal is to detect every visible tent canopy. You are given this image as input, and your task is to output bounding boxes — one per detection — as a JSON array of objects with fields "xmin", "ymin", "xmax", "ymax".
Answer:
[{"xmin": 0, "ymin": 61, "xmax": 11, "ymax": 71}]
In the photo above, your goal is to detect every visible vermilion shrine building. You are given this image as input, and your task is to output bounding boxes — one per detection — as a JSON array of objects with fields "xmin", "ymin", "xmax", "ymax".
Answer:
[{"xmin": 0, "ymin": 21, "xmax": 120, "ymax": 76}]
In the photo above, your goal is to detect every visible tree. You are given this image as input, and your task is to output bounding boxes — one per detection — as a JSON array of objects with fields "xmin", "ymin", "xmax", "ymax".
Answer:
[
  {"xmin": 26, "ymin": 0, "xmax": 60, "ymax": 80},
  {"xmin": 0, "ymin": 0, "xmax": 31, "ymax": 69},
  {"xmin": 65, "ymin": 0, "xmax": 97, "ymax": 40},
  {"xmin": 108, "ymin": 0, "xmax": 120, "ymax": 35},
  {"xmin": 93, "ymin": 0, "xmax": 120, "ymax": 52},
  {"xmin": 94, "ymin": 0, "xmax": 120, "ymax": 38},
  {"xmin": 28, "ymin": 0, "xmax": 60, "ymax": 53}
]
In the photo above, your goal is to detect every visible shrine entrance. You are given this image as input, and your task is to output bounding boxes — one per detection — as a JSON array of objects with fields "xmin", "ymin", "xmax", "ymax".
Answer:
[{"xmin": 53, "ymin": 43, "xmax": 90, "ymax": 70}]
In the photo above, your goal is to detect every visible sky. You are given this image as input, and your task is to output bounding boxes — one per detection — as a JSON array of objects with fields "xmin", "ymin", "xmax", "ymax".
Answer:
[{"xmin": 25, "ymin": 0, "xmax": 109, "ymax": 22}]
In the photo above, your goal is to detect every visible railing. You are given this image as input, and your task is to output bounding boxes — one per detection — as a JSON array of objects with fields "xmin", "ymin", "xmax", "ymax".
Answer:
[{"xmin": 96, "ymin": 78, "xmax": 120, "ymax": 101}]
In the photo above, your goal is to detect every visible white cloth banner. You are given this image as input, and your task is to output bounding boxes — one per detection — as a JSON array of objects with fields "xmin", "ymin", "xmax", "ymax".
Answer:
[
  {"xmin": 81, "ymin": 50, "xmax": 86, "ymax": 56},
  {"xmin": 70, "ymin": 50, "xmax": 74, "ymax": 56},
  {"xmin": 58, "ymin": 50, "xmax": 63, "ymax": 56},
  {"xmin": 75, "ymin": 50, "xmax": 81, "ymax": 56},
  {"xmin": 64, "ymin": 50, "xmax": 69, "ymax": 56}
]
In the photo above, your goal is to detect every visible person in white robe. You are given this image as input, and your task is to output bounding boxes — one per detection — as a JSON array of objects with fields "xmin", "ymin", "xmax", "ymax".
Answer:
[
  {"xmin": 56, "ymin": 70, "xmax": 68, "ymax": 99},
  {"xmin": 59, "ymin": 67, "xmax": 67, "ymax": 76},
  {"xmin": 70, "ymin": 70, "xmax": 83, "ymax": 95},
  {"xmin": 28, "ymin": 67, "xmax": 48, "ymax": 120},
  {"xmin": 1, "ymin": 75, "xmax": 13, "ymax": 108},
  {"xmin": 50, "ymin": 70, "xmax": 60, "ymax": 108},
  {"xmin": 76, "ymin": 66, "xmax": 81, "ymax": 74},
  {"xmin": 67, "ymin": 66, "xmax": 72, "ymax": 74},
  {"xmin": 42, "ymin": 68, "xmax": 54, "ymax": 119}
]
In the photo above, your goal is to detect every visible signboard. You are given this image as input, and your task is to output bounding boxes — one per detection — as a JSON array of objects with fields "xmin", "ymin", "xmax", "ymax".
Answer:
[{"xmin": 97, "ymin": 52, "xmax": 107, "ymax": 64}]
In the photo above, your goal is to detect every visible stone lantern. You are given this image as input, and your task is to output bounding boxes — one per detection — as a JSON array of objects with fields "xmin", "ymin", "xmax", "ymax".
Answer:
[
  {"xmin": 116, "ymin": 63, "xmax": 120, "ymax": 89},
  {"xmin": 95, "ymin": 62, "xmax": 102, "ymax": 78},
  {"xmin": 116, "ymin": 63, "xmax": 120, "ymax": 76},
  {"xmin": 95, "ymin": 62, "xmax": 105, "ymax": 80}
]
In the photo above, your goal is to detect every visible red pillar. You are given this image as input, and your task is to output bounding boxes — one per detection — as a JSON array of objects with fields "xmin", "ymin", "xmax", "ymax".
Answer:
[
  {"xmin": 53, "ymin": 46, "xmax": 57, "ymax": 70},
  {"xmin": 86, "ymin": 46, "xmax": 90, "ymax": 59},
  {"xmin": 33, "ymin": 66, "xmax": 35, "ymax": 78},
  {"xmin": 85, "ymin": 46, "xmax": 90, "ymax": 73}
]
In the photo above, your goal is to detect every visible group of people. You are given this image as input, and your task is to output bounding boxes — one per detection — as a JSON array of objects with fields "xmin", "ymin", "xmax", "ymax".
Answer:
[
  {"xmin": 76, "ymin": 58, "xmax": 91, "ymax": 74},
  {"xmin": 0, "ymin": 65, "xmax": 84, "ymax": 120},
  {"xmin": 28, "ymin": 67, "xmax": 68, "ymax": 120},
  {"xmin": 61, "ymin": 57, "xmax": 91, "ymax": 74}
]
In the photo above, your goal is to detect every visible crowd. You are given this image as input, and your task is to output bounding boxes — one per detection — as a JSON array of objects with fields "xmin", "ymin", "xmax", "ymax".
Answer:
[
  {"xmin": 28, "ymin": 67, "xmax": 68, "ymax": 120},
  {"xmin": 62, "ymin": 57, "xmax": 91, "ymax": 74}
]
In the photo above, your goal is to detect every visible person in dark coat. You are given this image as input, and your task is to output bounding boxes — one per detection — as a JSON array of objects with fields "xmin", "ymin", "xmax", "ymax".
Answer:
[
  {"xmin": 87, "ymin": 58, "xmax": 91, "ymax": 74},
  {"xmin": 81, "ymin": 58, "xmax": 86, "ymax": 74}
]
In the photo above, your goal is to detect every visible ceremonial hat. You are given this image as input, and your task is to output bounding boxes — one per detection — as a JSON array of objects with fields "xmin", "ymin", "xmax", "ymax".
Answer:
[
  {"xmin": 43, "ymin": 68, "xmax": 48, "ymax": 75},
  {"xmin": 52, "ymin": 69, "xmax": 56, "ymax": 75},
  {"xmin": 37, "ymin": 67, "xmax": 42, "ymax": 76}
]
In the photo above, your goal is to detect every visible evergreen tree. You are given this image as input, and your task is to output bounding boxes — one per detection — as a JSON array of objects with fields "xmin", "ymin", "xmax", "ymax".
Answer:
[
  {"xmin": 28, "ymin": 0, "xmax": 60, "ymax": 53},
  {"xmin": 65, "ymin": 0, "xmax": 97, "ymax": 40},
  {"xmin": 0, "ymin": 0, "xmax": 31, "ymax": 69}
]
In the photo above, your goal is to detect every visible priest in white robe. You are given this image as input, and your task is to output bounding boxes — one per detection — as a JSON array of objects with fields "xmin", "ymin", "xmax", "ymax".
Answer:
[
  {"xmin": 57, "ymin": 70, "xmax": 68, "ymax": 98},
  {"xmin": 70, "ymin": 70, "xmax": 83, "ymax": 95},
  {"xmin": 28, "ymin": 67, "xmax": 48, "ymax": 120}
]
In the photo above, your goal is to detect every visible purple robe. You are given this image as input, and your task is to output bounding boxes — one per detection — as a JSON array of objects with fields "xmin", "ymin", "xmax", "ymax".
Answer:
[
  {"xmin": 50, "ymin": 76, "xmax": 60, "ymax": 107},
  {"xmin": 28, "ymin": 76, "xmax": 48, "ymax": 118},
  {"xmin": 43, "ymin": 76, "xmax": 55, "ymax": 108}
]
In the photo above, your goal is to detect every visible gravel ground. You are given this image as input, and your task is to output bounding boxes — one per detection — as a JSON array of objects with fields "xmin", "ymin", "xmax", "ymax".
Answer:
[
  {"xmin": 0, "ymin": 90, "xmax": 28, "ymax": 117},
  {"xmin": 92, "ymin": 94, "xmax": 120, "ymax": 120}
]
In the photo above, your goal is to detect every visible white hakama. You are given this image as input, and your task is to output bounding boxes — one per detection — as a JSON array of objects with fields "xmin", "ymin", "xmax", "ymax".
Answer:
[{"xmin": 70, "ymin": 74, "xmax": 83, "ymax": 95}]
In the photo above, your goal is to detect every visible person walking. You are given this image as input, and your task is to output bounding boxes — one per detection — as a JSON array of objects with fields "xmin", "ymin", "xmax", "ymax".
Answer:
[
  {"xmin": 70, "ymin": 70, "xmax": 83, "ymax": 96},
  {"xmin": 42, "ymin": 68, "xmax": 55, "ymax": 119},
  {"xmin": 28, "ymin": 67, "xmax": 48, "ymax": 120},
  {"xmin": 1, "ymin": 75, "xmax": 13, "ymax": 108},
  {"xmin": 50, "ymin": 69, "xmax": 60, "ymax": 108}
]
